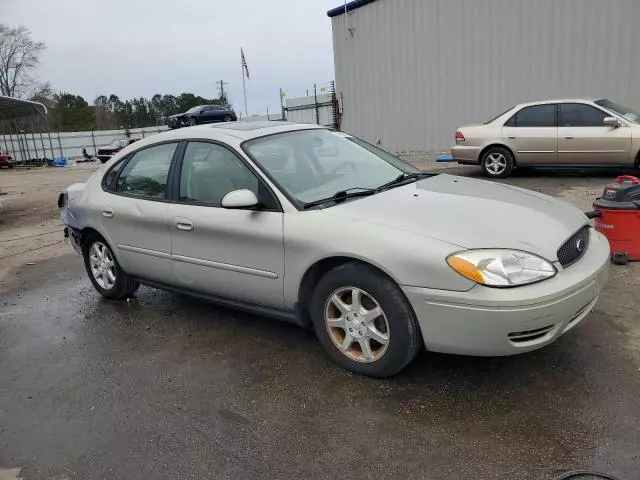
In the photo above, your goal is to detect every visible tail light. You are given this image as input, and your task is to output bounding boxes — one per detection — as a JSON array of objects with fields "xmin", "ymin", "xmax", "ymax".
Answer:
[{"xmin": 455, "ymin": 131, "xmax": 465, "ymax": 143}]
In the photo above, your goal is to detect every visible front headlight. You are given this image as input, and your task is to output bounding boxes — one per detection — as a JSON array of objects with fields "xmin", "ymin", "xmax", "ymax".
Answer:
[{"xmin": 446, "ymin": 249, "xmax": 556, "ymax": 287}]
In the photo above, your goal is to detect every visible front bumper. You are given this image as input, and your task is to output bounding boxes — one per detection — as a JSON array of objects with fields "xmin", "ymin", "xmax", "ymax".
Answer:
[{"xmin": 403, "ymin": 229, "xmax": 610, "ymax": 356}]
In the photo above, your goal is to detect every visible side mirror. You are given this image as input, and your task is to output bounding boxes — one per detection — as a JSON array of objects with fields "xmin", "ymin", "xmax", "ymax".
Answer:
[
  {"xmin": 604, "ymin": 116, "xmax": 620, "ymax": 127},
  {"xmin": 221, "ymin": 189, "xmax": 259, "ymax": 209}
]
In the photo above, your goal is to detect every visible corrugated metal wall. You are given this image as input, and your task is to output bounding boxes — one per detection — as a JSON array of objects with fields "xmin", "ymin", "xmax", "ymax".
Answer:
[{"xmin": 331, "ymin": 0, "xmax": 640, "ymax": 153}]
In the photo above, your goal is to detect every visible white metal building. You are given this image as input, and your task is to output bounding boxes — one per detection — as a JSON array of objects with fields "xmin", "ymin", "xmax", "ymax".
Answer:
[{"xmin": 328, "ymin": 0, "xmax": 640, "ymax": 153}]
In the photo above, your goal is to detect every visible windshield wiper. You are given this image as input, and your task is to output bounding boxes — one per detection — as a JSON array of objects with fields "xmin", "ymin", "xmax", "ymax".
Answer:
[
  {"xmin": 302, "ymin": 188, "xmax": 377, "ymax": 209},
  {"xmin": 375, "ymin": 172, "xmax": 432, "ymax": 191},
  {"xmin": 302, "ymin": 173, "xmax": 433, "ymax": 210}
]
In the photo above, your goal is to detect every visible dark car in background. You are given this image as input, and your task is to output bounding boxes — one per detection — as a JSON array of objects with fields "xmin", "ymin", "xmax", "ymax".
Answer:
[
  {"xmin": 97, "ymin": 138, "xmax": 140, "ymax": 163},
  {"xmin": 167, "ymin": 105, "xmax": 237, "ymax": 129}
]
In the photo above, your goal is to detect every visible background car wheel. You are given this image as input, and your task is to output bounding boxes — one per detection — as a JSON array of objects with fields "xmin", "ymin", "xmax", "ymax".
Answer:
[
  {"xmin": 82, "ymin": 233, "xmax": 139, "ymax": 300},
  {"xmin": 8, "ymin": 164, "xmax": 14, "ymax": 169},
  {"xmin": 481, "ymin": 147, "xmax": 514, "ymax": 178},
  {"xmin": 189, "ymin": 117, "xmax": 198, "ymax": 126},
  {"xmin": 310, "ymin": 262, "xmax": 421, "ymax": 377},
  {"xmin": 223, "ymin": 114, "xmax": 232, "ymax": 122}
]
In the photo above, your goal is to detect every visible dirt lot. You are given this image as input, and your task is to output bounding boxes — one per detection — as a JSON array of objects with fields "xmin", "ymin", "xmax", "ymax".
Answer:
[{"xmin": 0, "ymin": 164, "xmax": 100, "ymax": 290}]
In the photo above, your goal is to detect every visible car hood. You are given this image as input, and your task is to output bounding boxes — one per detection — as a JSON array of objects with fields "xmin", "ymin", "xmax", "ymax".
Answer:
[{"xmin": 323, "ymin": 174, "xmax": 587, "ymax": 261}]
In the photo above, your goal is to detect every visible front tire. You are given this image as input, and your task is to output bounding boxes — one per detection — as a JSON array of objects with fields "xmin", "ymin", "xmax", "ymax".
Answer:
[
  {"xmin": 481, "ymin": 147, "xmax": 514, "ymax": 178},
  {"xmin": 189, "ymin": 117, "xmax": 198, "ymax": 126},
  {"xmin": 310, "ymin": 262, "xmax": 421, "ymax": 377},
  {"xmin": 83, "ymin": 233, "xmax": 139, "ymax": 299}
]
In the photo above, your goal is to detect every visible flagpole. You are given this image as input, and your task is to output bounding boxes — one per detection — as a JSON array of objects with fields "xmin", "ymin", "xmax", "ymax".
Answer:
[{"xmin": 241, "ymin": 49, "xmax": 248, "ymax": 119}]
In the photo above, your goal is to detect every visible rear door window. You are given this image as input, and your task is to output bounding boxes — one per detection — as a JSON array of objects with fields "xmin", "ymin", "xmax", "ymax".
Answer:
[
  {"xmin": 115, "ymin": 143, "xmax": 178, "ymax": 199},
  {"xmin": 507, "ymin": 105, "xmax": 556, "ymax": 127}
]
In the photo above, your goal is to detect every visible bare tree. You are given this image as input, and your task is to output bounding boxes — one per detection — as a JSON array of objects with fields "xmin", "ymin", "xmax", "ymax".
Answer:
[{"xmin": 0, "ymin": 24, "xmax": 45, "ymax": 97}]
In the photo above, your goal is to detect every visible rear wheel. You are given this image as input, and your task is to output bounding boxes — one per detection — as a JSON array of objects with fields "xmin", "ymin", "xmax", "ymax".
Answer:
[
  {"xmin": 83, "ymin": 233, "xmax": 139, "ymax": 299},
  {"xmin": 310, "ymin": 262, "xmax": 421, "ymax": 377},
  {"xmin": 481, "ymin": 147, "xmax": 514, "ymax": 178},
  {"xmin": 223, "ymin": 114, "xmax": 232, "ymax": 122}
]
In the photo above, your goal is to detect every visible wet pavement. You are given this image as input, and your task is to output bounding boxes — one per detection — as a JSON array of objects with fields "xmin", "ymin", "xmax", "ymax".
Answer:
[
  {"xmin": 1, "ymin": 255, "xmax": 639, "ymax": 479},
  {"xmin": 2, "ymin": 166, "xmax": 640, "ymax": 479}
]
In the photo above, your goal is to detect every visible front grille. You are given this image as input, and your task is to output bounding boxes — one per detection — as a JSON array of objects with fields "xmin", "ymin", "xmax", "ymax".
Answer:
[{"xmin": 557, "ymin": 226, "xmax": 590, "ymax": 268}]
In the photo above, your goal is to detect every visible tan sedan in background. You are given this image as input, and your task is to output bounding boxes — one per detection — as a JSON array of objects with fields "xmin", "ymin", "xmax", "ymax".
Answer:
[{"xmin": 452, "ymin": 99, "xmax": 640, "ymax": 177}]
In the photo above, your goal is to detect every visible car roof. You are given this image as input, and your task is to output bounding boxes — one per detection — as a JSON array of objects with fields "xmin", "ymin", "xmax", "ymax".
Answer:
[
  {"xmin": 516, "ymin": 98, "xmax": 601, "ymax": 108},
  {"xmin": 127, "ymin": 122, "xmax": 327, "ymax": 151},
  {"xmin": 181, "ymin": 121, "xmax": 324, "ymax": 140}
]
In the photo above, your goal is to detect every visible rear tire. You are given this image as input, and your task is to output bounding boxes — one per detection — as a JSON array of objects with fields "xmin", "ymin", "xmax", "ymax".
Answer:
[
  {"xmin": 310, "ymin": 262, "xmax": 421, "ymax": 377},
  {"xmin": 82, "ymin": 233, "xmax": 139, "ymax": 300},
  {"xmin": 481, "ymin": 147, "xmax": 514, "ymax": 178},
  {"xmin": 223, "ymin": 114, "xmax": 232, "ymax": 122}
]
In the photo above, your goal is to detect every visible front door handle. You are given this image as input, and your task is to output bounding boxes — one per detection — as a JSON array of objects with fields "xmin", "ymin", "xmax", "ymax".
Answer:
[
  {"xmin": 507, "ymin": 136, "xmax": 516, "ymax": 139},
  {"xmin": 101, "ymin": 208, "xmax": 114, "ymax": 218},
  {"xmin": 176, "ymin": 220, "xmax": 194, "ymax": 231},
  {"xmin": 564, "ymin": 136, "xmax": 575, "ymax": 139}
]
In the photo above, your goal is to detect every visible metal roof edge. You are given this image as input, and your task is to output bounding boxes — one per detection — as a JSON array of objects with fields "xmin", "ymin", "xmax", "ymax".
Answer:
[{"xmin": 327, "ymin": 0, "xmax": 378, "ymax": 18}]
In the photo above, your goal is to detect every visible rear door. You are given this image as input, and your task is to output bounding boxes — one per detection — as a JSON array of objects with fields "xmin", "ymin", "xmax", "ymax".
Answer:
[
  {"xmin": 557, "ymin": 103, "xmax": 632, "ymax": 164},
  {"xmin": 98, "ymin": 142, "xmax": 179, "ymax": 281},
  {"xmin": 501, "ymin": 104, "xmax": 558, "ymax": 165},
  {"xmin": 167, "ymin": 140, "xmax": 285, "ymax": 308}
]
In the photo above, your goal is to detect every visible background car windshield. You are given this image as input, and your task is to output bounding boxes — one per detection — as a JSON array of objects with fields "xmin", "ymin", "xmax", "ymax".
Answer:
[
  {"xmin": 595, "ymin": 99, "xmax": 640, "ymax": 123},
  {"xmin": 186, "ymin": 106, "xmax": 202, "ymax": 113},
  {"xmin": 244, "ymin": 130, "xmax": 419, "ymax": 205}
]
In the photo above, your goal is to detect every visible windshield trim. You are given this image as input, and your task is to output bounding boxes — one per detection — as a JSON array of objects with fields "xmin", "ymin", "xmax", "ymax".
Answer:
[
  {"xmin": 240, "ymin": 129, "xmax": 418, "ymax": 211},
  {"xmin": 594, "ymin": 99, "xmax": 640, "ymax": 124}
]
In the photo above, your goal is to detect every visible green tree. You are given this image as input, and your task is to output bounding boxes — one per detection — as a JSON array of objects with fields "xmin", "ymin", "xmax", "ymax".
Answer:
[{"xmin": 50, "ymin": 93, "xmax": 95, "ymax": 131}]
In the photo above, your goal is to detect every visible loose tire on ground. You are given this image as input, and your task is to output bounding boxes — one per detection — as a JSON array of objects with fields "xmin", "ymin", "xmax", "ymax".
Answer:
[
  {"xmin": 82, "ymin": 233, "xmax": 139, "ymax": 300},
  {"xmin": 310, "ymin": 262, "xmax": 421, "ymax": 377},
  {"xmin": 481, "ymin": 147, "xmax": 514, "ymax": 178}
]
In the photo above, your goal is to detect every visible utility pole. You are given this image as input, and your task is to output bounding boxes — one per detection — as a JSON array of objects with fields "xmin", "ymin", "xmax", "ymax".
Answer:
[{"xmin": 217, "ymin": 80, "xmax": 229, "ymax": 104}]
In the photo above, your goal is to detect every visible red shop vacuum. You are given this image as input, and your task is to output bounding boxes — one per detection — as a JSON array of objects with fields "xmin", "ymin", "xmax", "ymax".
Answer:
[{"xmin": 588, "ymin": 175, "xmax": 640, "ymax": 264}]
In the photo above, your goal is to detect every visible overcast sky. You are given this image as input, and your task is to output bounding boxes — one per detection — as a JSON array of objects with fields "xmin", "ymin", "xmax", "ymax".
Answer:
[{"xmin": 3, "ymin": 0, "xmax": 341, "ymax": 115}]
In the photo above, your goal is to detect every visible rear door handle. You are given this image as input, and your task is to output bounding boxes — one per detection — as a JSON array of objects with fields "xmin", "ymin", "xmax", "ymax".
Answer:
[
  {"xmin": 101, "ymin": 208, "xmax": 114, "ymax": 218},
  {"xmin": 176, "ymin": 220, "xmax": 194, "ymax": 231},
  {"xmin": 564, "ymin": 136, "xmax": 575, "ymax": 139}
]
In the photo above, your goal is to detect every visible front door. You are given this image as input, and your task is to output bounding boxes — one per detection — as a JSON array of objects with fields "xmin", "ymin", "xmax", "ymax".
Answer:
[
  {"xmin": 98, "ymin": 142, "xmax": 179, "ymax": 281},
  {"xmin": 168, "ymin": 141, "xmax": 285, "ymax": 308},
  {"xmin": 501, "ymin": 104, "xmax": 558, "ymax": 165},
  {"xmin": 557, "ymin": 103, "xmax": 632, "ymax": 164}
]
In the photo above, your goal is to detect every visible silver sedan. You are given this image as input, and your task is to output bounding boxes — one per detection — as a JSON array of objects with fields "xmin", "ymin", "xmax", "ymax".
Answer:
[{"xmin": 59, "ymin": 122, "xmax": 610, "ymax": 377}]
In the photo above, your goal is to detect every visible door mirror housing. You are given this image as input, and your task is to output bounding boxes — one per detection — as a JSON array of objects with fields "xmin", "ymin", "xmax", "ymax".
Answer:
[
  {"xmin": 604, "ymin": 116, "xmax": 621, "ymax": 127},
  {"xmin": 221, "ymin": 189, "xmax": 259, "ymax": 209}
]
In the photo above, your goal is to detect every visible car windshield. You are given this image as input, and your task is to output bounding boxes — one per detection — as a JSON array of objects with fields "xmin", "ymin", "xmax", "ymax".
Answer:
[
  {"xmin": 243, "ymin": 129, "xmax": 420, "ymax": 207},
  {"xmin": 186, "ymin": 105, "xmax": 203, "ymax": 114},
  {"xmin": 109, "ymin": 139, "xmax": 123, "ymax": 147},
  {"xmin": 595, "ymin": 99, "xmax": 640, "ymax": 124}
]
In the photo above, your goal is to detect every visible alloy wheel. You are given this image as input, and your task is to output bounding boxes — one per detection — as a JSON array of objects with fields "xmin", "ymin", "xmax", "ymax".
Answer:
[
  {"xmin": 324, "ymin": 286, "xmax": 390, "ymax": 363},
  {"xmin": 89, "ymin": 241, "xmax": 116, "ymax": 290},
  {"xmin": 485, "ymin": 152, "xmax": 507, "ymax": 175}
]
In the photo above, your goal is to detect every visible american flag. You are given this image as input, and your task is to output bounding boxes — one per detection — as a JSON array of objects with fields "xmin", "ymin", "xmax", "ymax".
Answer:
[{"xmin": 241, "ymin": 48, "xmax": 250, "ymax": 80}]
